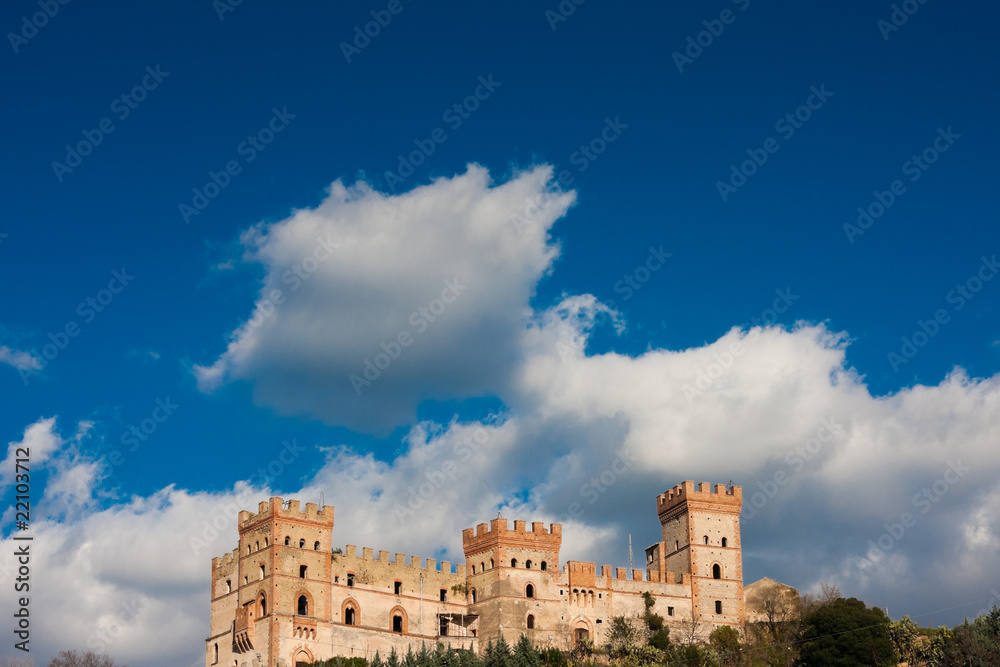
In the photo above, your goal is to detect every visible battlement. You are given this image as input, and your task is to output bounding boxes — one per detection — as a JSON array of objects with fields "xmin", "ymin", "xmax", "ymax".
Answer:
[
  {"xmin": 341, "ymin": 545, "xmax": 466, "ymax": 576},
  {"xmin": 237, "ymin": 496, "xmax": 334, "ymax": 530},
  {"xmin": 461, "ymin": 517, "xmax": 562, "ymax": 557},
  {"xmin": 657, "ymin": 481, "xmax": 742, "ymax": 519}
]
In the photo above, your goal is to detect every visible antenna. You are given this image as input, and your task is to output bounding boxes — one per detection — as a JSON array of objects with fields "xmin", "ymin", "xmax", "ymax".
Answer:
[
  {"xmin": 628, "ymin": 533, "xmax": 634, "ymax": 573},
  {"xmin": 319, "ymin": 491, "xmax": 325, "ymax": 510}
]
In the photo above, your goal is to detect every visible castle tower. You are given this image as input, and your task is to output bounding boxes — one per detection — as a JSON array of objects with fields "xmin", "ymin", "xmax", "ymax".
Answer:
[
  {"xmin": 656, "ymin": 482, "xmax": 744, "ymax": 628},
  {"xmin": 461, "ymin": 518, "xmax": 561, "ymax": 645},
  {"xmin": 209, "ymin": 497, "xmax": 334, "ymax": 667}
]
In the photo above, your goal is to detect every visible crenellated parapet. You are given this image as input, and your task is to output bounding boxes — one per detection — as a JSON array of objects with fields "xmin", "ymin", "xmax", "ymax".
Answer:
[
  {"xmin": 657, "ymin": 481, "xmax": 742, "ymax": 522},
  {"xmin": 341, "ymin": 544, "xmax": 467, "ymax": 577},
  {"xmin": 237, "ymin": 496, "xmax": 334, "ymax": 530},
  {"xmin": 461, "ymin": 517, "xmax": 562, "ymax": 559}
]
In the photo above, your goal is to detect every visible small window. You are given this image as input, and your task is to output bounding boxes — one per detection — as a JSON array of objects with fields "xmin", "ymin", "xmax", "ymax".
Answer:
[
  {"xmin": 722, "ymin": 537, "xmax": 728, "ymax": 547},
  {"xmin": 246, "ymin": 545, "xmax": 251, "ymax": 555},
  {"xmin": 471, "ymin": 589, "xmax": 477, "ymax": 603},
  {"xmin": 225, "ymin": 579, "xmax": 231, "ymax": 593},
  {"xmin": 526, "ymin": 584, "xmax": 535, "ymax": 599},
  {"xmin": 527, "ymin": 614, "xmax": 535, "ymax": 629},
  {"xmin": 394, "ymin": 581, "xmax": 402, "ymax": 595},
  {"xmin": 713, "ymin": 564, "xmax": 721, "ymax": 580},
  {"xmin": 314, "ymin": 541, "xmax": 320, "ymax": 551},
  {"xmin": 540, "ymin": 561, "xmax": 547, "ymax": 571},
  {"xmin": 472, "ymin": 565, "xmax": 476, "ymax": 574},
  {"xmin": 511, "ymin": 558, "xmax": 518, "ymax": 568},
  {"xmin": 255, "ymin": 541, "xmax": 259, "ymax": 551},
  {"xmin": 284, "ymin": 536, "xmax": 290, "ymax": 546},
  {"xmin": 264, "ymin": 537, "xmax": 268, "ymax": 547},
  {"xmin": 347, "ymin": 573, "xmax": 355, "ymax": 587},
  {"xmin": 675, "ymin": 540, "xmax": 679, "ymax": 551},
  {"xmin": 298, "ymin": 595, "xmax": 308, "ymax": 616},
  {"xmin": 345, "ymin": 607, "xmax": 356, "ymax": 625},
  {"xmin": 299, "ymin": 539, "xmax": 305, "ymax": 548},
  {"xmin": 667, "ymin": 606, "xmax": 674, "ymax": 616},
  {"xmin": 715, "ymin": 600, "xmax": 723, "ymax": 614},
  {"xmin": 213, "ymin": 643, "xmax": 219, "ymax": 664},
  {"xmin": 392, "ymin": 614, "xmax": 403, "ymax": 633},
  {"xmin": 260, "ymin": 564, "xmax": 265, "ymax": 579},
  {"xmin": 526, "ymin": 560, "xmax": 533, "ymax": 569},
  {"xmin": 300, "ymin": 565, "xmax": 307, "ymax": 579},
  {"xmin": 480, "ymin": 562, "xmax": 485, "ymax": 572},
  {"xmin": 490, "ymin": 559, "xmax": 495, "ymax": 568},
  {"xmin": 440, "ymin": 589, "xmax": 447, "ymax": 602},
  {"xmin": 243, "ymin": 576, "xmax": 248, "ymax": 585},
  {"xmin": 704, "ymin": 536, "xmax": 709, "ymax": 545}
]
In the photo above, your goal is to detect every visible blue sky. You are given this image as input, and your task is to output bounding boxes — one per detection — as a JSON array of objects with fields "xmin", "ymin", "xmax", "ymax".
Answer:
[{"xmin": 2, "ymin": 0, "xmax": 999, "ymax": 664}]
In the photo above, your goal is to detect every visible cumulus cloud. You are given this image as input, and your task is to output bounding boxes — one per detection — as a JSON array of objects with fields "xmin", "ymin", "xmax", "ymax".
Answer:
[{"xmin": 195, "ymin": 165, "xmax": 574, "ymax": 433}]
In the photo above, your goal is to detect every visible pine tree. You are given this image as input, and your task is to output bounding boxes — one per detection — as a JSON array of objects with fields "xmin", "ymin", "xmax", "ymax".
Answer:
[
  {"xmin": 513, "ymin": 634, "xmax": 540, "ymax": 667},
  {"xmin": 387, "ymin": 647, "xmax": 401, "ymax": 667},
  {"xmin": 371, "ymin": 652, "xmax": 384, "ymax": 667}
]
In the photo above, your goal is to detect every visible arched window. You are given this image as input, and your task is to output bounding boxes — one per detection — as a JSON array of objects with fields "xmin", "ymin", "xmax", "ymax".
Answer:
[
  {"xmin": 246, "ymin": 545, "xmax": 251, "ymax": 555},
  {"xmin": 540, "ymin": 561, "xmax": 547, "ymax": 571},
  {"xmin": 225, "ymin": 579, "xmax": 231, "ymax": 593},
  {"xmin": 704, "ymin": 536, "xmax": 709, "ymax": 545},
  {"xmin": 526, "ymin": 560, "xmax": 533, "ymax": 569},
  {"xmin": 527, "ymin": 614, "xmax": 535, "ymax": 629},
  {"xmin": 525, "ymin": 584, "xmax": 535, "ymax": 599},
  {"xmin": 511, "ymin": 558, "xmax": 518, "ymax": 568},
  {"xmin": 490, "ymin": 558, "xmax": 495, "ymax": 569},
  {"xmin": 345, "ymin": 607, "xmax": 356, "ymax": 625},
  {"xmin": 471, "ymin": 565, "xmax": 476, "ymax": 574},
  {"xmin": 260, "ymin": 564, "xmax": 265, "ymax": 579},
  {"xmin": 284, "ymin": 536, "xmax": 290, "ymax": 546},
  {"xmin": 314, "ymin": 541, "xmax": 320, "ymax": 551},
  {"xmin": 298, "ymin": 595, "xmax": 309, "ymax": 616},
  {"xmin": 264, "ymin": 537, "xmax": 268, "ymax": 547},
  {"xmin": 393, "ymin": 614, "xmax": 403, "ymax": 633},
  {"xmin": 390, "ymin": 606, "xmax": 407, "ymax": 634},
  {"xmin": 721, "ymin": 537, "xmax": 728, "ymax": 547},
  {"xmin": 471, "ymin": 588, "xmax": 477, "ymax": 603},
  {"xmin": 255, "ymin": 541, "xmax": 259, "ymax": 551},
  {"xmin": 258, "ymin": 592, "xmax": 267, "ymax": 618},
  {"xmin": 712, "ymin": 564, "xmax": 721, "ymax": 580},
  {"xmin": 480, "ymin": 562, "xmax": 485, "ymax": 573},
  {"xmin": 299, "ymin": 539, "xmax": 305, "ymax": 548}
]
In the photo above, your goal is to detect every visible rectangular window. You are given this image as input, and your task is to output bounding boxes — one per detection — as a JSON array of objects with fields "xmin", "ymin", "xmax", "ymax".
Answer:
[
  {"xmin": 347, "ymin": 573, "xmax": 354, "ymax": 587},
  {"xmin": 440, "ymin": 589, "xmax": 447, "ymax": 602},
  {"xmin": 667, "ymin": 606, "xmax": 674, "ymax": 616},
  {"xmin": 715, "ymin": 600, "xmax": 723, "ymax": 614},
  {"xmin": 299, "ymin": 565, "xmax": 307, "ymax": 579},
  {"xmin": 394, "ymin": 581, "xmax": 402, "ymax": 595}
]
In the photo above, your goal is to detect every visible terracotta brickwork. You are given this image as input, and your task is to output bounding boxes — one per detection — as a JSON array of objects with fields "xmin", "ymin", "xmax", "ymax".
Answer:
[{"xmin": 208, "ymin": 482, "xmax": 749, "ymax": 667}]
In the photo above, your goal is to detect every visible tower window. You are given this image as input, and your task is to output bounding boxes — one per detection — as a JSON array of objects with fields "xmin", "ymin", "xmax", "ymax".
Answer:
[
  {"xmin": 511, "ymin": 558, "xmax": 518, "ymax": 567},
  {"xmin": 480, "ymin": 562, "xmax": 485, "ymax": 572},
  {"xmin": 472, "ymin": 565, "xmax": 476, "ymax": 574},
  {"xmin": 225, "ymin": 580, "xmax": 231, "ymax": 593},
  {"xmin": 284, "ymin": 536, "xmax": 290, "ymax": 546},
  {"xmin": 394, "ymin": 581, "xmax": 402, "ymax": 595},
  {"xmin": 667, "ymin": 606, "xmax": 674, "ymax": 616},
  {"xmin": 299, "ymin": 539, "xmax": 305, "ymax": 548},
  {"xmin": 300, "ymin": 565, "xmax": 307, "ymax": 579},
  {"xmin": 526, "ymin": 584, "xmax": 535, "ymax": 599},
  {"xmin": 527, "ymin": 614, "xmax": 535, "ymax": 629},
  {"xmin": 298, "ymin": 595, "xmax": 308, "ymax": 616},
  {"xmin": 540, "ymin": 561, "xmax": 547, "ymax": 571},
  {"xmin": 471, "ymin": 588, "xmax": 477, "ymax": 603},
  {"xmin": 314, "ymin": 541, "xmax": 320, "ymax": 550},
  {"xmin": 715, "ymin": 600, "xmax": 723, "ymax": 614},
  {"xmin": 722, "ymin": 537, "xmax": 728, "ymax": 547},
  {"xmin": 345, "ymin": 607, "xmax": 356, "ymax": 625},
  {"xmin": 440, "ymin": 588, "xmax": 447, "ymax": 602},
  {"xmin": 392, "ymin": 614, "xmax": 403, "ymax": 633},
  {"xmin": 213, "ymin": 643, "xmax": 219, "ymax": 664},
  {"xmin": 347, "ymin": 573, "xmax": 355, "ymax": 587},
  {"xmin": 704, "ymin": 536, "xmax": 709, "ymax": 545},
  {"xmin": 260, "ymin": 564, "xmax": 265, "ymax": 579},
  {"xmin": 675, "ymin": 540, "xmax": 679, "ymax": 551},
  {"xmin": 526, "ymin": 560, "xmax": 533, "ymax": 569},
  {"xmin": 713, "ymin": 564, "xmax": 721, "ymax": 580}
]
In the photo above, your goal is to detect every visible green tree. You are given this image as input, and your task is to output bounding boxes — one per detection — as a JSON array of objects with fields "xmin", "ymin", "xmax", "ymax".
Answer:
[
  {"xmin": 709, "ymin": 625, "xmax": 741, "ymax": 666},
  {"xmin": 887, "ymin": 616, "xmax": 918, "ymax": 665},
  {"xmin": 513, "ymin": 635, "xmax": 541, "ymax": 667},
  {"xmin": 797, "ymin": 597, "xmax": 895, "ymax": 667},
  {"xmin": 607, "ymin": 615, "xmax": 642, "ymax": 655}
]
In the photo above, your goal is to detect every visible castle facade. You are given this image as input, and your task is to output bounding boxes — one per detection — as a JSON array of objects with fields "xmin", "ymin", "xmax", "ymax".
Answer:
[{"xmin": 207, "ymin": 481, "xmax": 745, "ymax": 667}]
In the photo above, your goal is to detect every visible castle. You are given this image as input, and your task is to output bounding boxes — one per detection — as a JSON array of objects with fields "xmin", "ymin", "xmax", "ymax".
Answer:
[{"xmin": 207, "ymin": 481, "xmax": 747, "ymax": 667}]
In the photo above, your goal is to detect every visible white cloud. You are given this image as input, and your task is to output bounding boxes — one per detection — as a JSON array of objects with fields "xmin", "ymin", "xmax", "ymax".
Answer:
[
  {"xmin": 0, "ymin": 344, "xmax": 42, "ymax": 372},
  {"xmin": 194, "ymin": 164, "xmax": 574, "ymax": 433}
]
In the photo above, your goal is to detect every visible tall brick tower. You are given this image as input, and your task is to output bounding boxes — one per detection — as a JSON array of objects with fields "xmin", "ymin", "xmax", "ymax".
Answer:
[
  {"xmin": 221, "ymin": 497, "xmax": 335, "ymax": 667},
  {"xmin": 656, "ymin": 482, "xmax": 744, "ymax": 628},
  {"xmin": 462, "ymin": 517, "xmax": 561, "ymax": 645}
]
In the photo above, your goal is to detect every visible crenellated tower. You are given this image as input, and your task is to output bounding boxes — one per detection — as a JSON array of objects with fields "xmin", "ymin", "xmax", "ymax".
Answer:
[{"xmin": 655, "ymin": 482, "xmax": 744, "ymax": 628}]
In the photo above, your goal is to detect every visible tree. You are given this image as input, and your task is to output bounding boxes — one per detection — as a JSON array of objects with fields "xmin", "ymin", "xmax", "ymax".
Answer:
[
  {"xmin": 887, "ymin": 616, "xmax": 918, "ymax": 665},
  {"xmin": 48, "ymin": 651, "xmax": 126, "ymax": 667},
  {"xmin": 607, "ymin": 615, "xmax": 642, "ymax": 655},
  {"xmin": 797, "ymin": 597, "xmax": 895, "ymax": 667},
  {"xmin": 513, "ymin": 635, "xmax": 541, "ymax": 667},
  {"xmin": 709, "ymin": 625, "xmax": 741, "ymax": 666}
]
